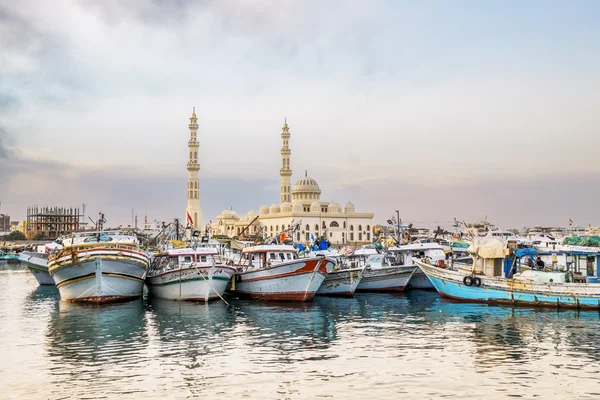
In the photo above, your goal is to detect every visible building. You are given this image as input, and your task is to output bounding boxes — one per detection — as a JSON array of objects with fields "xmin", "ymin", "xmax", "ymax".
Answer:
[
  {"xmin": 185, "ymin": 108, "xmax": 202, "ymax": 230},
  {"xmin": 26, "ymin": 206, "xmax": 82, "ymax": 239},
  {"xmin": 210, "ymin": 120, "xmax": 374, "ymax": 246},
  {"xmin": 0, "ymin": 214, "xmax": 9, "ymax": 233},
  {"xmin": 10, "ymin": 221, "xmax": 19, "ymax": 232}
]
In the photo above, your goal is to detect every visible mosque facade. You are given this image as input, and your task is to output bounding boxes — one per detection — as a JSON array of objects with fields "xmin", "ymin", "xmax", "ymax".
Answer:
[{"xmin": 209, "ymin": 120, "xmax": 374, "ymax": 246}]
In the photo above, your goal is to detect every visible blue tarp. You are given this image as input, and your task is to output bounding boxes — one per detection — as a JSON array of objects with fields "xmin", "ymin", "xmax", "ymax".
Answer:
[{"xmin": 515, "ymin": 248, "xmax": 537, "ymax": 258}]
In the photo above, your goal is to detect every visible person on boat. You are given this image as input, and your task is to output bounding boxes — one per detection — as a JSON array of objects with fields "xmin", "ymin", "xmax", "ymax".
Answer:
[{"xmin": 535, "ymin": 257, "xmax": 545, "ymax": 268}]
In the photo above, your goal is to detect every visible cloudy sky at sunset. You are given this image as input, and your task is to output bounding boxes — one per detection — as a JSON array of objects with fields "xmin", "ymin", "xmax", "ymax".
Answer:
[{"xmin": 1, "ymin": 0, "xmax": 599, "ymax": 229}]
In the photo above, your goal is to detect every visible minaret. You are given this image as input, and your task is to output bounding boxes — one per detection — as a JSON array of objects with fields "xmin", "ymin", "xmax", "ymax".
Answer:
[
  {"xmin": 185, "ymin": 107, "xmax": 202, "ymax": 230},
  {"xmin": 280, "ymin": 118, "xmax": 292, "ymax": 203}
]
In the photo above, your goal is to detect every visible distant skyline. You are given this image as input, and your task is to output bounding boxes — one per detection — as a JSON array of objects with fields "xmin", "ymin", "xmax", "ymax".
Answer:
[{"xmin": 1, "ymin": 1, "xmax": 599, "ymax": 229}]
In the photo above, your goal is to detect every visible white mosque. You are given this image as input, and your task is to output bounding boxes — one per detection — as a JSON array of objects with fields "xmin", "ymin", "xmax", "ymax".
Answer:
[{"xmin": 208, "ymin": 119, "xmax": 375, "ymax": 246}]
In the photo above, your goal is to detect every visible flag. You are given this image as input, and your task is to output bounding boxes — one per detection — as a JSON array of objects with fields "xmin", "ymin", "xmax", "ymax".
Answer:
[
  {"xmin": 187, "ymin": 212, "xmax": 193, "ymax": 226},
  {"xmin": 569, "ymin": 218, "xmax": 573, "ymax": 226}
]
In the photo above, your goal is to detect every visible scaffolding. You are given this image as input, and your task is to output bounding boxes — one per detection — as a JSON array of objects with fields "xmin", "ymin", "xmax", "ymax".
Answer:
[{"xmin": 26, "ymin": 206, "xmax": 82, "ymax": 240}]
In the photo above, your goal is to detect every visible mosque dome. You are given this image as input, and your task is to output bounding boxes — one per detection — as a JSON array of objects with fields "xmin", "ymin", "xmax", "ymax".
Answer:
[
  {"xmin": 269, "ymin": 203, "xmax": 281, "ymax": 214},
  {"xmin": 218, "ymin": 209, "xmax": 239, "ymax": 220},
  {"xmin": 281, "ymin": 201, "xmax": 292, "ymax": 212},
  {"xmin": 247, "ymin": 210, "xmax": 258, "ymax": 219},
  {"xmin": 310, "ymin": 201, "xmax": 321, "ymax": 212},
  {"xmin": 344, "ymin": 202, "xmax": 355, "ymax": 213},
  {"xmin": 292, "ymin": 175, "xmax": 322, "ymax": 202},
  {"xmin": 292, "ymin": 201, "xmax": 303, "ymax": 212},
  {"xmin": 328, "ymin": 202, "xmax": 342, "ymax": 213},
  {"xmin": 259, "ymin": 204, "xmax": 270, "ymax": 215}
]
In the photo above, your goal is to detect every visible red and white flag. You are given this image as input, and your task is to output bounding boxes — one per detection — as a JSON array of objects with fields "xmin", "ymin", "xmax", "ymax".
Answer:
[
  {"xmin": 569, "ymin": 218, "xmax": 573, "ymax": 226},
  {"xmin": 187, "ymin": 212, "xmax": 193, "ymax": 226}
]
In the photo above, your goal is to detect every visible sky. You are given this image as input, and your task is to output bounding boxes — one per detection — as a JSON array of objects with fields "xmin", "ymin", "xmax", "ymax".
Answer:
[{"xmin": 1, "ymin": 0, "xmax": 599, "ymax": 230}]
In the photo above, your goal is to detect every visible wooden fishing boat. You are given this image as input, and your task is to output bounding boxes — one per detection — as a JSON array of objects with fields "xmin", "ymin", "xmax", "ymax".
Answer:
[
  {"xmin": 147, "ymin": 247, "xmax": 236, "ymax": 301},
  {"xmin": 415, "ymin": 238, "xmax": 600, "ymax": 309},
  {"xmin": 229, "ymin": 244, "xmax": 336, "ymax": 301},
  {"xmin": 48, "ymin": 230, "xmax": 149, "ymax": 303}
]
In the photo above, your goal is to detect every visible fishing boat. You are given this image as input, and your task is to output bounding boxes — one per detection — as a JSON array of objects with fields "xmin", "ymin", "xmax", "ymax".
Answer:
[
  {"xmin": 20, "ymin": 241, "xmax": 63, "ymax": 286},
  {"xmin": 415, "ymin": 238, "xmax": 600, "ymax": 309},
  {"xmin": 343, "ymin": 246, "xmax": 416, "ymax": 292},
  {"xmin": 229, "ymin": 244, "xmax": 336, "ymax": 301},
  {"xmin": 0, "ymin": 250, "xmax": 20, "ymax": 265},
  {"xmin": 147, "ymin": 247, "xmax": 236, "ymax": 301},
  {"xmin": 386, "ymin": 242, "xmax": 447, "ymax": 290},
  {"xmin": 314, "ymin": 249, "xmax": 365, "ymax": 296},
  {"xmin": 48, "ymin": 227, "xmax": 150, "ymax": 303}
]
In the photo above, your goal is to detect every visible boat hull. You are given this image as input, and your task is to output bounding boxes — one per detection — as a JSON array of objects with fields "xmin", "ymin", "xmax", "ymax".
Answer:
[
  {"xmin": 407, "ymin": 270, "xmax": 435, "ymax": 290},
  {"xmin": 316, "ymin": 267, "xmax": 364, "ymax": 296},
  {"xmin": 20, "ymin": 252, "xmax": 54, "ymax": 286},
  {"xmin": 417, "ymin": 260, "xmax": 600, "ymax": 310},
  {"xmin": 231, "ymin": 257, "xmax": 335, "ymax": 301},
  {"xmin": 147, "ymin": 265, "xmax": 236, "ymax": 301},
  {"xmin": 356, "ymin": 266, "xmax": 416, "ymax": 292},
  {"xmin": 49, "ymin": 249, "xmax": 149, "ymax": 303}
]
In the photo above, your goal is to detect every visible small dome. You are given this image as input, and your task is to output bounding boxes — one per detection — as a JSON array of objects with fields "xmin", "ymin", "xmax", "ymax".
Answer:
[
  {"xmin": 310, "ymin": 201, "xmax": 321, "ymax": 212},
  {"xmin": 281, "ymin": 201, "xmax": 292, "ymax": 212},
  {"xmin": 259, "ymin": 204, "xmax": 269, "ymax": 215},
  {"xmin": 328, "ymin": 202, "xmax": 341, "ymax": 212},
  {"xmin": 247, "ymin": 210, "xmax": 258, "ymax": 219},
  {"xmin": 269, "ymin": 203, "xmax": 281, "ymax": 214},
  {"xmin": 344, "ymin": 202, "xmax": 355, "ymax": 213},
  {"xmin": 292, "ymin": 201, "xmax": 303, "ymax": 212}
]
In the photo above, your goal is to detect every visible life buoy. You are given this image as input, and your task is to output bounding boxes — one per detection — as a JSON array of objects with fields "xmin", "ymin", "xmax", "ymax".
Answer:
[
  {"xmin": 463, "ymin": 276, "xmax": 473, "ymax": 286},
  {"xmin": 473, "ymin": 277, "xmax": 482, "ymax": 287}
]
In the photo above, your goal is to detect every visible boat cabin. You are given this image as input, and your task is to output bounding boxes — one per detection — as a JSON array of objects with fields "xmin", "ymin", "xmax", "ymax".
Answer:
[
  {"xmin": 152, "ymin": 248, "xmax": 222, "ymax": 273},
  {"xmin": 238, "ymin": 245, "xmax": 299, "ymax": 270}
]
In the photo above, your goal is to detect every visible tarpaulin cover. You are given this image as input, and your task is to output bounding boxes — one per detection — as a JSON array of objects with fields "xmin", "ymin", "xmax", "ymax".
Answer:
[
  {"xmin": 563, "ymin": 236, "xmax": 600, "ymax": 247},
  {"xmin": 515, "ymin": 248, "xmax": 537, "ymax": 258},
  {"xmin": 451, "ymin": 241, "xmax": 470, "ymax": 249},
  {"xmin": 467, "ymin": 238, "xmax": 506, "ymax": 258}
]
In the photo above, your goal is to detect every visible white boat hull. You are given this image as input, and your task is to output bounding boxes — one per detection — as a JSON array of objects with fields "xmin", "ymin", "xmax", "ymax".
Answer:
[
  {"xmin": 356, "ymin": 266, "xmax": 416, "ymax": 292},
  {"xmin": 20, "ymin": 252, "xmax": 54, "ymax": 286},
  {"xmin": 147, "ymin": 265, "xmax": 236, "ymax": 301},
  {"xmin": 49, "ymin": 249, "xmax": 149, "ymax": 303},
  {"xmin": 316, "ymin": 267, "xmax": 364, "ymax": 296},
  {"xmin": 231, "ymin": 257, "xmax": 335, "ymax": 301}
]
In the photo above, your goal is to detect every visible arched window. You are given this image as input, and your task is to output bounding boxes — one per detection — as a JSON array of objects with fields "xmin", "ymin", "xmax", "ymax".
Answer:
[
  {"xmin": 359, "ymin": 232, "xmax": 363, "ymax": 241},
  {"xmin": 366, "ymin": 225, "xmax": 370, "ymax": 232},
  {"xmin": 306, "ymin": 224, "xmax": 310, "ymax": 232},
  {"xmin": 194, "ymin": 151, "xmax": 197, "ymax": 160},
  {"xmin": 189, "ymin": 151, "xmax": 192, "ymax": 160},
  {"xmin": 367, "ymin": 232, "xmax": 371, "ymax": 241},
  {"xmin": 195, "ymin": 182, "xmax": 198, "ymax": 189},
  {"xmin": 358, "ymin": 225, "xmax": 362, "ymax": 231},
  {"xmin": 276, "ymin": 225, "xmax": 279, "ymax": 232},
  {"xmin": 343, "ymin": 221, "xmax": 347, "ymax": 229},
  {"xmin": 297, "ymin": 232, "xmax": 301, "ymax": 241},
  {"xmin": 330, "ymin": 221, "xmax": 339, "ymax": 228},
  {"xmin": 350, "ymin": 225, "xmax": 354, "ymax": 231},
  {"xmin": 315, "ymin": 224, "xmax": 319, "ymax": 232}
]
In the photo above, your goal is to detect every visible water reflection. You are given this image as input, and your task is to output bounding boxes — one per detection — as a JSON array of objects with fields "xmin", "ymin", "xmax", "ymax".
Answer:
[
  {"xmin": 45, "ymin": 299, "xmax": 149, "ymax": 398},
  {"xmin": 2, "ymin": 271, "xmax": 600, "ymax": 399}
]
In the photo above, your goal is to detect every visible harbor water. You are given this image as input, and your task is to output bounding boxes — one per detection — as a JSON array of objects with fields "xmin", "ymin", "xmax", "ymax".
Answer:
[{"xmin": 2, "ymin": 267, "xmax": 600, "ymax": 399}]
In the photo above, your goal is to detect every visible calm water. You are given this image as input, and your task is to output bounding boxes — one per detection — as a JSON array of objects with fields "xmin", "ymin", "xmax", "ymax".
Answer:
[{"xmin": 2, "ymin": 268, "xmax": 600, "ymax": 399}]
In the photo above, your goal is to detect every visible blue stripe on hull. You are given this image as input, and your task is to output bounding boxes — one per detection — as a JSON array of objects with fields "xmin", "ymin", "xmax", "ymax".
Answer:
[{"xmin": 428, "ymin": 275, "xmax": 600, "ymax": 309}]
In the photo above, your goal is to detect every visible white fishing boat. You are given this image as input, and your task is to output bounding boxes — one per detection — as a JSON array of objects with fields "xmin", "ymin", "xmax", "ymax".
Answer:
[
  {"xmin": 387, "ymin": 242, "xmax": 447, "ymax": 290},
  {"xmin": 315, "ymin": 249, "xmax": 365, "ymax": 296},
  {"xmin": 20, "ymin": 241, "xmax": 63, "ymax": 286},
  {"xmin": 48, "ymin": 229, "xmax": 150, "ymax": 303},
  {"xmin": 356, "ymin": 254, "xmax": 417, "ymax": 292},
  {"xmin": 147, "ymin": 247, "xmax": 236, "ymax": 301},
  {"xmin": 342, "ymin": 246, "xmax": 416, "ymax": 292},
  {"xmin": 229, "ymin": 244, "xmax": 336, "ymax": 301}
]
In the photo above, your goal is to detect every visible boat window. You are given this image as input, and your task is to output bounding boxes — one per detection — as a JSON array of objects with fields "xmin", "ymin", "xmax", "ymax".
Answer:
[
  {"xmin": 279, "ymin": 253, "xmax": 285, "ymax": 261},
  {"xmin": 286, "ymin": 253, "xmax": 292, "ymax": 260},
  {"xmin": 200, "ymin": 256, "xmax": 207, "ymax": 262},
  {"xmin": 184, "ymin": 256, "xmax": 192, "ymax": 263},
  {"xmin": 270, "ymin": 253, "xmax": 276, "ymax": 260}
]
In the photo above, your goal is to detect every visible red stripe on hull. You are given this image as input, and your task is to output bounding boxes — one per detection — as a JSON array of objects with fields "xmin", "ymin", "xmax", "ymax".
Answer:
[
  {"xmin": 239, "ymin": 259, "xmax": 324, "ymax": 283},
  {"xmin": 355, "ymin": 285, "xmax": 406, "ymax": 293},
  {"xmin": 68, "ymin": 295, "xmax": 140, "ymax": 304},
  {"xmin": 232, "ymin": 290, "xmax": 317, "ymax": 302}
]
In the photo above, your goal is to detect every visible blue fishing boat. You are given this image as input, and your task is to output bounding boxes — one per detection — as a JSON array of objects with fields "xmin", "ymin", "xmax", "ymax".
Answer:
[
  {"xmin": 0, "ymin": 250, "xmax": 20, "ymax": 265},
  {"xmin": 415, "ymin": 238, "xmax": 600, "ymax": 310}
]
